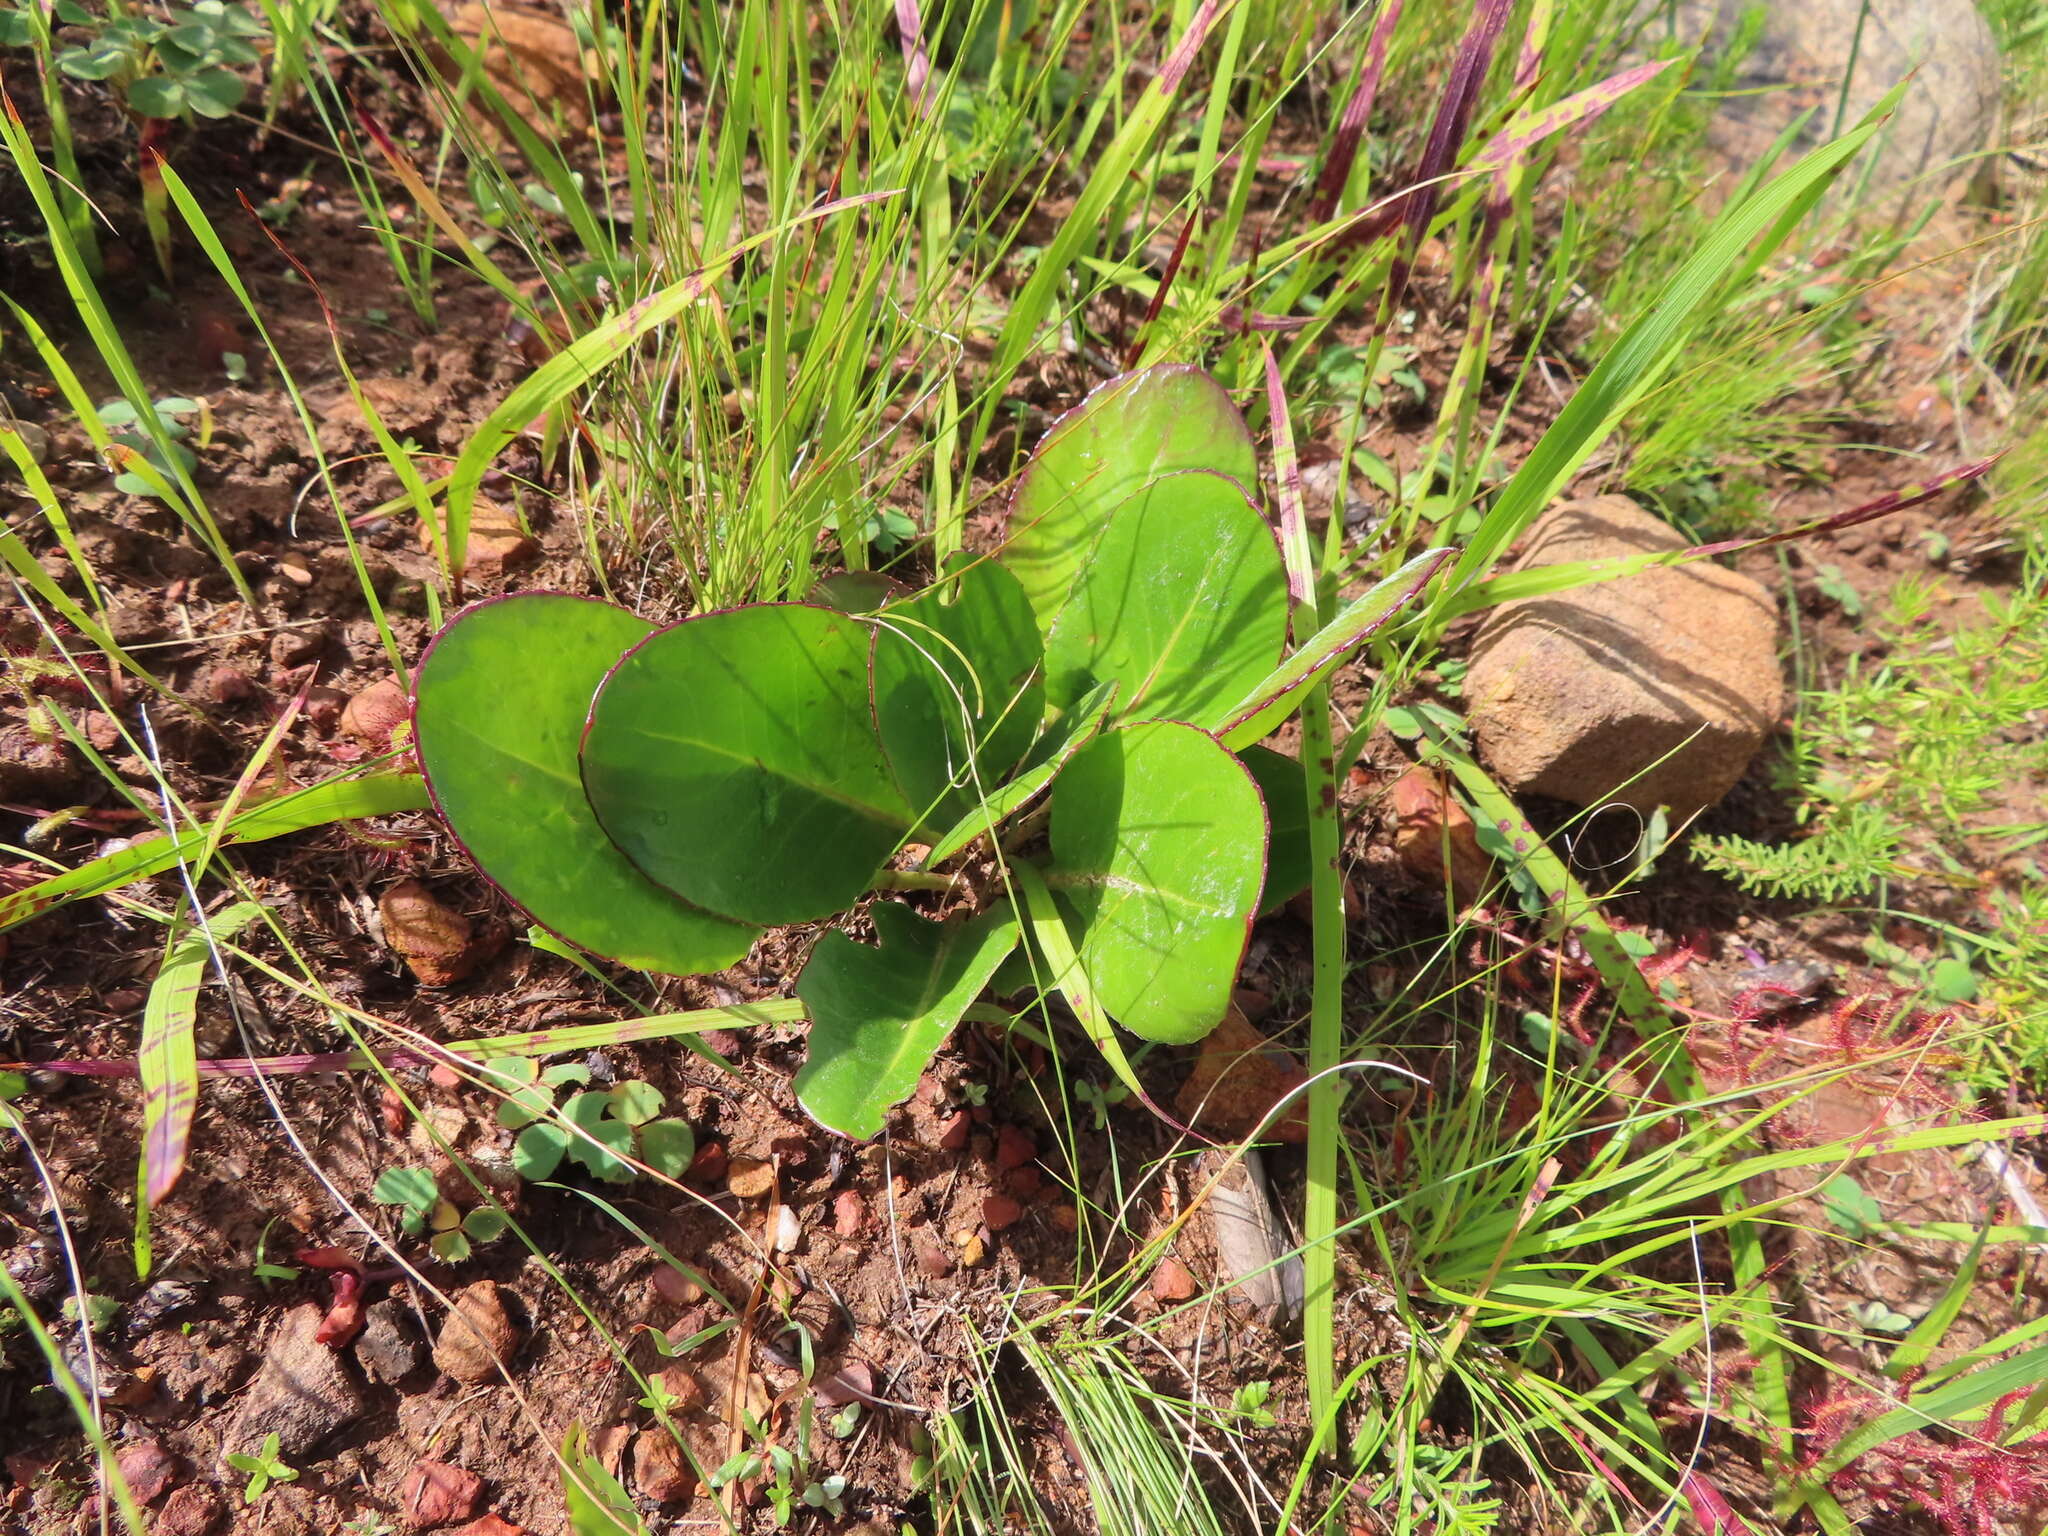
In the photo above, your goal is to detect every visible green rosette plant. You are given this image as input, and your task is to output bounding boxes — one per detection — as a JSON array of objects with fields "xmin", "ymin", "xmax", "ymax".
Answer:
[{"xmin": 411, "ymin": 364, "xmax": 1445, "ymax": 1138}]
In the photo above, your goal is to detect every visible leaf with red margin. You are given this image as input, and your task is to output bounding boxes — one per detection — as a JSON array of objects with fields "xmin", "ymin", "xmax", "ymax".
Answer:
[{"xmin": 411, "ymin": 594, "xmax": 756, "ymax": 976}]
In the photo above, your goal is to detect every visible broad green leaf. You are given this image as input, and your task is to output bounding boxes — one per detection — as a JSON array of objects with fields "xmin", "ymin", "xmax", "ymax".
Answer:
[
  {"xmin": 413, "ymin": 595, "xmax": 756, "ymax": 975},
  {"xmin": 921, "ymin": 680, "xmax": 1119, "ymax": 867},
  {"xmin": 372, "ymin": 1166, "xmax": 437, "ymax": 1212},
  {"xmin": 429, "ymin": 1229, "xmax": 472, "ymax": 1263},
  {"xmin": 1001, "ymin": 366, "xmax": 1257, "ymax": 637},
  {"xmin": 1043, "ymin": 469, "xmax": 1286, "ymax": 728},
  {"xmin": 561, "ymin": 1422, "xmax": 648, "ymax": 1536},
  {"xmin": 182, "ymin": 65, "xmax": 245, "ymax": 117},
  {"xmin": 1047, "ymin": 722, "xmax": 1266, "ymax": 1043},
  {"xmin": 870, "ymin": 558, "xmax": 1045, "ymax": 834},
  {"xmin": 514, "ymin": 1123, "xmax": 570, "ymax": 1181},
  {"xmin": 638, "ymin": 1120, "xmax": 696, "ymax": 1179},
  {"xmin": 462, "ymin": 1207, "xmax": 510, "ymax": 1242},
  {"xmin": 1217, "ymin": 547, "xmax": 1452, "ymax": 749},
  {"xmin": 1239, "ymin": 746, "xmax": 1311, "ymax": 916},
  {"xmin": 608, "ymin": 1080, "xmax": 663, "ymax": 1126},
  {"xmin": 562, "ymin": 1094, "xmax": 636, "ymax": 1182},
  {"xmin": 124, "ymin": 75, "xmax": 185, "ymax": 118},
  {"xmin": 583, "ymin": 604, "xmax": 912, "ymax": 926},
  {"xmin": 793, "ymin": 902, "xmax": 1021, "ymax": 1140}
]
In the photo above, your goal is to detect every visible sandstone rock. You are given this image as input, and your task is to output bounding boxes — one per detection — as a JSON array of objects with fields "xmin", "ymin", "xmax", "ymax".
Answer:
[
  {"xmin": 432, "ymin": 1282, "xmax": 521, "ymax": 1384},
  {"xmin": 218, "ymin": 1303, "xmax": 368, "ymax": 1469},
  {"xmin": 379, "ymin": 880, "xmax": 501, "ymax": 987},
  {"xmin": 1151, "ymin": 1257, "xmax": 1198, "ymax": 1303},
  {"xmin": 1174, "ymin": 1008, "xmax": 1310, "ymax": 1144},
  {"xmin": 113, "ymin": 1438, "xmax": 179, "ymax": 1505},
  {"xmin": 155, "ymin": 1484, "xmax": 224, "ymax": 1536},
  {"xmin": 630, "ymin": 1430, "xmax": 695, "ymax": 1504},
  {"xmin": 354, "ymin": 1298, "xmax": 424, "ymax": 1386},
  {"xmin": 398, "ymin": 1460, "xmax": 484, "ymax": 1529},
  {"xmin": 1651, "ymin": 0, "xmax": 2000, "ymax": 197},
  {"xmin": 449, "ymin": 1518, "xmax": 528, "ymax": 1536},
  {"xmin": 1464, "ymin": 495, "xmax": 1783, "ymax": 816}
]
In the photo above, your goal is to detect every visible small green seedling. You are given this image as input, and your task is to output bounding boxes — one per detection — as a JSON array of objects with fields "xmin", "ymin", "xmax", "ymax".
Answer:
[
  {"xmin": 411, "ymin": 366, "xmax": 1447, "ymax": 1139},
  {"xmin": 97, "ymin": 396, "xmax": 202, "ymax": 496},
  {"xmin": 483, "ymin": 1057, "xmax": 696, "ymax": 1185},
  {"xmin": 1, "ymin": 0, "xmax": 266, "ymax": 120},
  {"xmin": 1819, "ymin": 1173, "xmax": 1884, "ymax": 1240},
  {"xmin": 1230, "ymin": 1379, "xmax": 1278, "ymax": 1429},
  {"xmin": 226, "ymin": 1432, "xmax": 299, "ymax": 1504},
  {"xmin": 370, "ymin": 1166, "xmax": 509, "ymax": 1263}
]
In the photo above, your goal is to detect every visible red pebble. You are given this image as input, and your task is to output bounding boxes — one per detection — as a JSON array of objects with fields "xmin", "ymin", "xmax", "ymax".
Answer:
[
  {"xmin": 832, "ymin": 1189, "xmax": 865, "ymax": 1237},
  {"xmin": 982, "ymin": 1194, "xmax": 1023, "ymax": 1232},
  {"xmin": 994, "ymin": 1125, "xmax": 1035, "ymax": 1172}
]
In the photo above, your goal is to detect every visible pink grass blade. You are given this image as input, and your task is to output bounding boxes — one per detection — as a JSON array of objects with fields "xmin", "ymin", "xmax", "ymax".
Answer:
[
  {"xmin": 894, "ymin": 0, "xmax": 932, "ymax": 117},
  {"xmin": 1398, "ymin": 0, "xmax": 1514, "ymax": 248},
  {"xmin": 1308, "ymin": 0, "xmax": 1404, "ymax": 225},
  {"xmin": 137, "ymin": 902, "xmax": 262, "ymax": 1209},
  {"xmin": 1260, "ymin": 340, "xmax": 1316, "ymax": 610}
]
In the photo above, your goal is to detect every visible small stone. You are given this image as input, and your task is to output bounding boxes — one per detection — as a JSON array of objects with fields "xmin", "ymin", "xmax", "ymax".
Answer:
[
  {"xmin": 1464, "ymin": 495, "xmax": 1784, "ymax": 815},
  {"xmin": 649, "ymin": 1267, "xmax": 702, "ymax": 1307},
  {"xmin": 432, "ymin": 1282, "xmax": 521, "ymax": 1384},
  {"xmin": 650, "ymin": 1364, "xmax": 704, "ymax": 1414},
  {"xmin": 448, "ymin": 1518, "xmax": 527, "ymax": 1536},
  {"xmin": 304, "ymin": 684, "xmax": 349, "ymax": 730},
  {"xmin": 832, "ymin": 1189, "xmax": 865, "ymax": 1237},
  {"xmin": 268, "ymin": 624, "xmax": 330, "ymax": 669},
  {"xmin": 994, "ymin": 1125, "xmax": 1035, "ymax": 1172},
  {"xmin": 420, "ymin": 499, "xmax": 538, "ymax": 576},
  {"xmin": 218, "ymin": 1303, "xmax": 368, "ymax": 1469},
  {"xmin": 591, "ymin": 1423, "xmax": 632, "ymax": 1475},
  {"xmin": 1387, "ymin": 764, "xmax": 1493, "ymax": 905},
  {"xmin": 936, "ymin": 1112, "xmax": 970, "ymax": 1151},
  {"xmin": 113, "ymin": 1438, "xmax": 178, "ymax": 1505},
  {"xmin": 814, "ymin": 1361, "xmax": 877, "ymax": 1408},
  {"xmin": 342, "ymin": 676, "xmax": 412, "ymax": 754},
  {"xmin": 631, "ymin": 1431, "xmax": 695, "ymax": 1504},
  {"xmin": 688, "ymin": 1141, "xmax": 727, "ymax": 1185},
  {"xmin": 1004, "ymin": 1165, "xmax": 1043, "ymax": 1199},
  {"xmin": 915, "ymin": 1239, "xmax": 953, "ymax": 1278},
  {"xmin": 981, "ymin": 1194, "xmax": 1023, "ymax": 1232},
  {"xmin": 204, "ymin": 663, "xmax": 264, "ymax": 708},
  {"xmin": 725, "ymin": 1156, "xmax": 774, "ymax": 1200},
  {"xmin": 380, "ymin": 880, "xmax": 499, "ymax": 987},
  {"xmin": 4, "ymin": 419, "xmax": 50, "ymax": 465},
  {"xmin": 354, "ymin": 1299, "xmax": 423, "ymax": 1386},
  {"xmin": 155, "ymin": 1484, "xmax": 223, "ymax": 1536},
  {"xmin": 1049, "ymin": 1205, "xmax": 1079, "ymax": 1233},
  {"xmin": 956, "ymin": 1230, "xmax": 987, "ymax": 1268},
  {"xmin": 1174, "ymin": 1008, "xmax": 1310, "ymax": 1144},
  {"xmin": 81, "ymin": 711, "xmax": 123, "ymax": 752},
  {"xmin": 275, "ymin": 553, "xmax": 315, "ymax": 587},
  {"xmin": 1151, "ymin": 1257, "xmax": 1199, "ymax": 1303},
  {"xmin": 773, "ymin": 1204, "xmax": 802, "ymax": 1253},
  {"xmin": 398, "ymin": 1460, "xmax": 483, "ymax": 1530}
]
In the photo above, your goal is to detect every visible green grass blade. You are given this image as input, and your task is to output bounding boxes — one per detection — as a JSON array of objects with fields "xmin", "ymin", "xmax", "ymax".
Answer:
[{"xmin": 0, "ymin": 772, "xmax": 430, "ymax": 932}]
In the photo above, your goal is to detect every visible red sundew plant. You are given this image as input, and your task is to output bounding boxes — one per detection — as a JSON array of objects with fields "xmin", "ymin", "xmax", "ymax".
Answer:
[
  {"xmin": 1805, "ymin": 1385, "xmax": 2048, "ymax": 1536},
  {"xmin": 1711, "ymin": 988, "xmax": 1969, "ymax": 1144}
]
